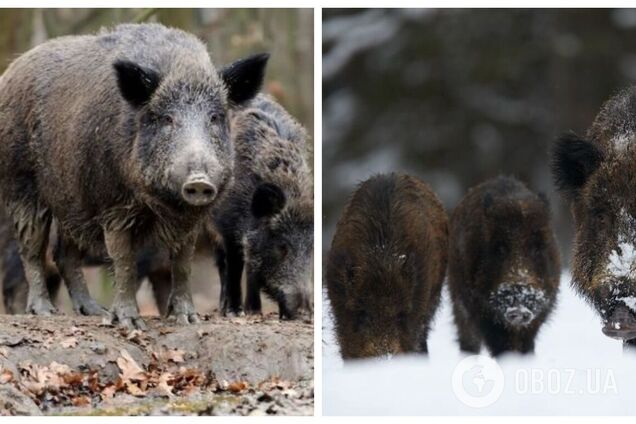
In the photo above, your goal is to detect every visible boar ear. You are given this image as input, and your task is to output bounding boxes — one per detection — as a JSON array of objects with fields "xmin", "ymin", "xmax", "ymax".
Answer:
[
  {"xmin": 551, "ymin": 132, "xmax": 603, "ymax": 196},
  {"xmin": 221, "ymin": 53, "xmax": 269, "ymax": 107},
  {"xmin": 113, "ymin": 60, "xmax": 160, "ymax": 108},
  {"xmin": 251, "ymin": 183, "xmax": 286, "ymax": 219}
]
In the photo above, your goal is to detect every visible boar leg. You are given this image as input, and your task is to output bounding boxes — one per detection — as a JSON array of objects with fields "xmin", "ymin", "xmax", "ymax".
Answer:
[
  {"xmin": 219, "ymin": 238, "xmax": 244, "ymax": 316},
  {"xmin": 12, "ymin": 204, "xmax": 57, "ymax": 315},
  {"xmin": 54, "ymin": 237, "xmax": 106, "ymax": 316},
  {"xmin": 2, "ymin": 256, "xmax": 61, "ymax": 314},
  {"xmin": 483, "ymin": 325, "xmax": 535, "ymax": 357},
  {"xmin": 245, "ymin": 274, "xmax": 262, "ymax": 315},
  {"xmin": 166, "ymin": 240, "xmax": 199, "ymax": 325},
  {"xmin": 415, "ymin": 328, "xmax": 430, "ymax": 354},
  {"xmin": 452, "ymin": 301, "xmax": 481, "ymax": 353},
  {"xmin": 103, "ymin": 229, "xmax": 145, "ymax": 330}
]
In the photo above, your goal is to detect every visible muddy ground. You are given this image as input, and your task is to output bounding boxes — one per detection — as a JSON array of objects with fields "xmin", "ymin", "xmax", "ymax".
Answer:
[{"xmin": 0, "ymin": 313, "xmax": 314, "ymax": 416}]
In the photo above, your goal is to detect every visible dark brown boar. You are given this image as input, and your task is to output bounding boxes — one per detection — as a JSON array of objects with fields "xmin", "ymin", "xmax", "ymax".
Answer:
[
  {"xmin": 0, "ymin": 23, "xmax": 268, "ymax": 329},
  {"xmin": 448, "ymin": 176, "xmax": 560, "ymax": 356},
  {"xmin": 325, "ymin": 173, "xmax": 448, "ymax": 359},
  {"xmin": 552, "ymin": 86, "xmax": 636, "ymax": 345}
]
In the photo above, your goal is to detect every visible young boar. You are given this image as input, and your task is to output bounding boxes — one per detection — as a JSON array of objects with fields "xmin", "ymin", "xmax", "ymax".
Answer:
[
  {"xmin": 0, "ymin": 23, "xmax": 268, "ymax": 329},
  {"xmin": 448, "ymin": 176, "xmax": 560, "ymax": 356},
  {"xmin": 326, "ymin": 173, "xmax": 448, "ymax": 359},
  {"xmin": 552, "ymin": 86, "xmax": 636, "ymax": 345},
  {"xmin": 215, "ymin": 95, "xmax": 313, "ymax": 319}
]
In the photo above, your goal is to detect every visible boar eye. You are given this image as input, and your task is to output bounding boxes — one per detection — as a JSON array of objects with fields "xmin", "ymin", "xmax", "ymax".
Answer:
[
  {"xmin": 275, "ymin": 243, "xmax": 289, "ymax": 259},
  {"xmin": 210, "ymin": 112, "xmax": 224, "ymax": 124},
  {"xmin": 594, "ymin": 210, "xmax": 609, "ymax": 225},
  {"xmin": 160, "ymin": 114, "xmax": 174, "ymax": 126}
]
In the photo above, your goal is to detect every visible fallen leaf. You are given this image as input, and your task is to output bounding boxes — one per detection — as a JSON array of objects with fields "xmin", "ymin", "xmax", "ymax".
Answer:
[
  {"xmin": 126, "ymin": 382, "xmax": 146, "ymax": 397},
  {"xmin": 71, "ymin": 395, "xmax": 91, "ymax": 407},
  {"xmin": 157, "ymin": 372, "xmax": 174, "ymax": 398},
  {"xmin": 116, "ymin": 349, "xmax": 147, "ymax": 383},
  {"xmin": 0, "ymin": 369, "xmax": 14, "ymax": 384},
  {"xmin": 101, "ymin": 384, "xmax": 117, "ymax": 401},
  {"xmin": 62, "ymin": 371, "xmax": 83, "ymax": 386},
  {"xmin": 228, "ymin": 381, "xmax": 248, "ymax": 393}
]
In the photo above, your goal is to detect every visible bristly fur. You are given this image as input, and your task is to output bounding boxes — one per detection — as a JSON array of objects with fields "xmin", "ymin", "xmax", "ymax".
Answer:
[
  {"xmin": 448, "ymin": 176, "xmax": 560, "ymax": 356},
  {"xmin": 552, "ymin": 87, "xmax": 636, "ymax": 343},
  {"xmin": 0, "ymin": 23, "xmax": 267, "ymax": 320},
  {"xmin": 214, "ymin": 94, "xmax": 313, "ymax": 317},
  {"xmin": 325, "ymin": 173, "xmax": 448, "ymax": 359}
]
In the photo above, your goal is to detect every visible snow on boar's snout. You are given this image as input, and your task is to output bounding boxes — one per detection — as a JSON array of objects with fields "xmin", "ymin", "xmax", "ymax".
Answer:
[{"xmin": 489, "ymin": 282, "xmax": 548, "ymax": 328}]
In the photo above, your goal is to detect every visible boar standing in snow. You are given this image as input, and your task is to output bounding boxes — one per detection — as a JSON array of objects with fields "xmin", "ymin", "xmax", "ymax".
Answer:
[
  {"xmin": 448, "ymin": 176, "xmax": 560, "ymax": 356},
  {"xmin": 552, "ymin": 86, "xmax": 636, "ymax": 345},
  {"xmin": 326, "ymin": 173, "xmax": 448, "ymax": 359}
]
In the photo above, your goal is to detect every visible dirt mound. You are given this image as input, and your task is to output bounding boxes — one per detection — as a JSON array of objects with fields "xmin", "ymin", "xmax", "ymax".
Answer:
[{"xmin": 0, "ymin": 313, "xmax": 313, "ymax": 415}]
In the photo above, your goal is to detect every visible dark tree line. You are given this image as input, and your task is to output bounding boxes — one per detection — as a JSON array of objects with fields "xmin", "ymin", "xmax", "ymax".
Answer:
[{"xmin": 323, "ymin": 9, "xmax": 636, "ymax": 261}]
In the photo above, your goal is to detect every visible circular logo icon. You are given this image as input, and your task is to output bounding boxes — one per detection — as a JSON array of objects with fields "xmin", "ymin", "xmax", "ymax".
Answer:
[{"xmin": 452, "ymin": 355, "xmax": 504, "ymax": 408}]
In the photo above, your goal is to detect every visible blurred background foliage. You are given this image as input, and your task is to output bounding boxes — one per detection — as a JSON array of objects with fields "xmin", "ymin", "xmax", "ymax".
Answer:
[
  {"xmin": 0, "ymin": 8, "xmax": 313, "ymax": 314},
  {"xmin": 0, "ymin": 8, "xmax": 313, "ymax": 134},
  {"xmin": 323, "ymin": 8, "xmax": 636, "ymax": 263}
]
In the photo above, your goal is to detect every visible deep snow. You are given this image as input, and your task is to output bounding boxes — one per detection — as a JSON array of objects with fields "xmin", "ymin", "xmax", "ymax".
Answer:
[{"xmin": 323, "ymin": 272, "xmax": 636, "ymax": 415}]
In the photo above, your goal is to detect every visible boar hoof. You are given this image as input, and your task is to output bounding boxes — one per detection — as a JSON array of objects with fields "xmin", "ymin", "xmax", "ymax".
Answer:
[
  {"xmin": 26, "ymin": 297, "xmax": 58, "ymax": 316},
  {"xmin": 170, "ymin": 313, "xmax": 200, "ymax": 325},
  {"xmin": 221, "ymin": 305, "xmax": 245, "ymax": 317},
  {"xmin": 166, "ymin": 297, "xmax": 200, "ymax": 325},
  {"xmin": 104, "ymin": 302, "xmax": 146, "ymax": 331},
  {"xmin": 72, "ymin": 298, "xmax": 107, "ymax": 316}
]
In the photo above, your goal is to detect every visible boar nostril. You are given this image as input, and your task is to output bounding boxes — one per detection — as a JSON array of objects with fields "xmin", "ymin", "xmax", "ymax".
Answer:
[
  {"xmin": 505, "ymin": 306, "xmax": 534, "ymax": 327},
  {"xmin": 181, "ymin": 179, "xmax": 217, "ymax": 206}
]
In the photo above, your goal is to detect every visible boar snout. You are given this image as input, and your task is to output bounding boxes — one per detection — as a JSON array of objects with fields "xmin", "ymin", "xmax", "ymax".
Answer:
[
  {"xmin": 602, "ymin": 305, "xmax": 636, "ymax": 340},
  {"xmin": 504, "ymin": 306, "xmax": 534, "ymax": 327},
  {"xmin": 278, "ymin": 295, "xmax": 300, "ymax": 320},
  {"xmin": 181, "ymin": 174, "xmax": 217, "ymax": 206}
]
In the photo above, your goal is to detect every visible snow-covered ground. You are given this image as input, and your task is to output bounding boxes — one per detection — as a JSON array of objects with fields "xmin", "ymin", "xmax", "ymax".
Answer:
[{"xmin": 323, "ymin": 272, "xmax": 636, "ymax": 415}]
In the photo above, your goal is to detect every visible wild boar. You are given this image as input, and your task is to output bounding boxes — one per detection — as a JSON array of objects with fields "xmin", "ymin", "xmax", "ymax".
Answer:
[
  {"xmin": 326, "ymin": 173, "xmax": 448, "ymax": 359},
  {"xmin": 215, "ymin": 94, "xmax": 313, "ymax": 319},
  {"xmin": 448, "ymin": 176, "xmax": 560, "ymax": 356},
  {"xmin": 0, "ymin": 23, "xmax": 268, "ymax": 329},
  {"xmin": 552, "ymin": 86, "xmax": 636, "ymax": 345}
]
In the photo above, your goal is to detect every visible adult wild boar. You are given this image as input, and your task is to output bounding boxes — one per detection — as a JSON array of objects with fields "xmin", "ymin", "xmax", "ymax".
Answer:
[
  {"xmin": 448, "ymin": 176, "xmax": 560, "ymax": 356},
  {"xmin": 0, "ymin": 23, "xmax": 268, "ymax": 329},
  {"xmin": 326, "ymin": 173, "xmax": 448, "ymax": 359},
  {"xmin": 215, "ymin": 95, "xmax": 313, "ymax": 319},
  {"xmin": 552, "ymin": 86, "xmax": 636, "ymax": 344}
]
